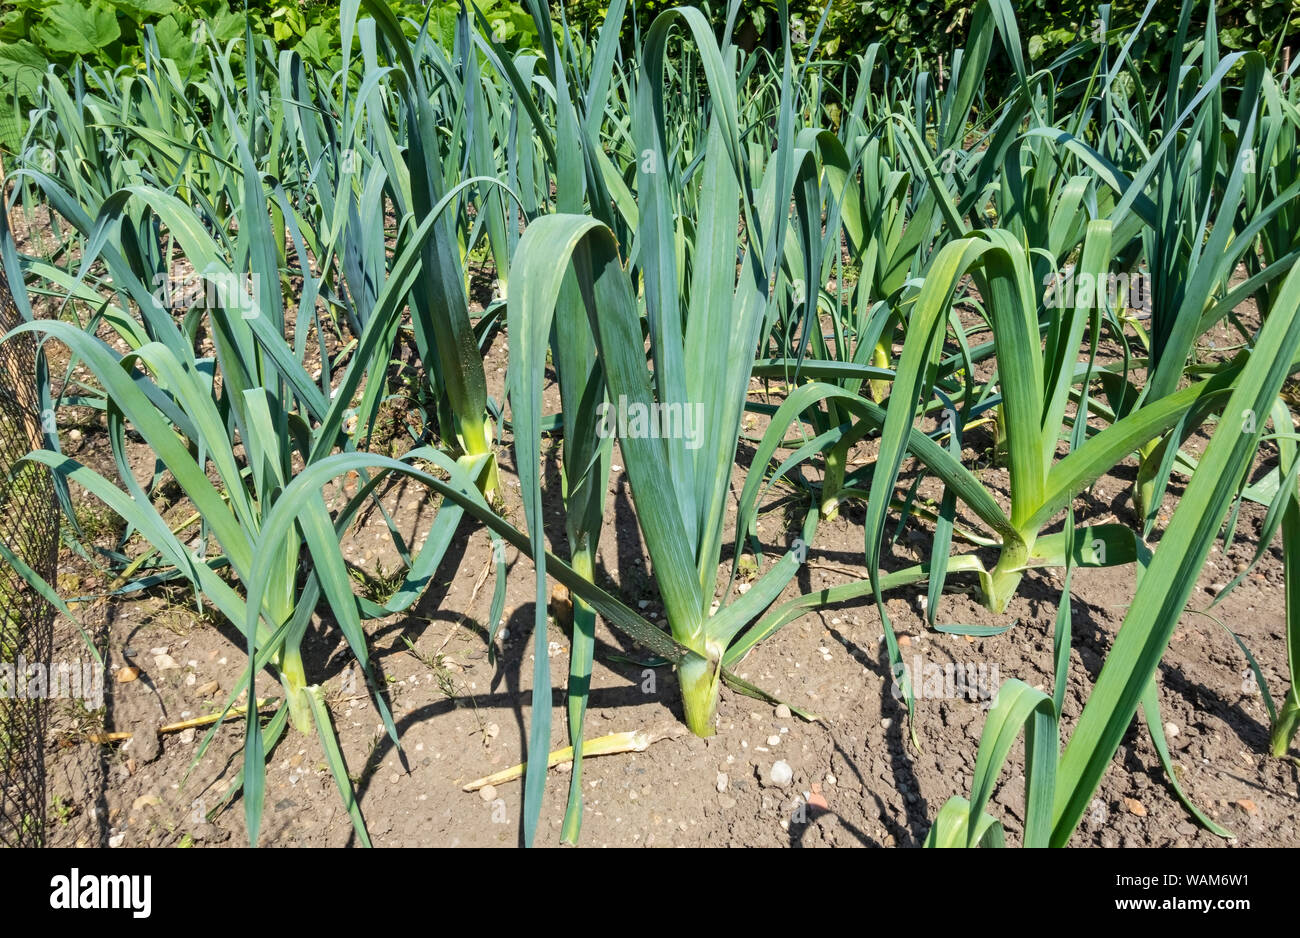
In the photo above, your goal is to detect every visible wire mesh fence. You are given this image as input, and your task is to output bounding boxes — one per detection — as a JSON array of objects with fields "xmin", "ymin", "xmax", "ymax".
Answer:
[{"xmin": 0, "ymin": 260, "xmax": 58, "ymax": 847}]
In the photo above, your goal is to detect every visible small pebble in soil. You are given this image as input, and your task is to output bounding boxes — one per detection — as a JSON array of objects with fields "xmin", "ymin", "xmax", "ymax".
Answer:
[
  {"xmin": 769, "ymin": 761, "xmax": 793, "ymax": 787},
  {"xmin": 479, "ymin": 785, "xmax": 498, "ymax": 802},
  {"xmin": 880, "ymin": 718, "xmax": 893, "ymax": 729},
  {"xmin": 1164, "ymin": 722, "xmax": 1179, "ymax": 738},
  {"xmin": 774, "ymin": 704, "xmax": 791, "ymax": 720},
  {"xmin": 766, "ymin": 734, "xmax": 781, "ymax": 747},
  {"xmin": 716, "ymin": 772, "xmax": 728, "ymax": 793}
]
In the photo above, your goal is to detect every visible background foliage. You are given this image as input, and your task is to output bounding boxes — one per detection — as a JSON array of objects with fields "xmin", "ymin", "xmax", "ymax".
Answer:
[
  {"xmin": 0, "ymin": 0, "xmax": 539, "ymax": 153},
  {"xmin": 563, "ymin": 0, "xmax": 1298, "ymax": 67}
]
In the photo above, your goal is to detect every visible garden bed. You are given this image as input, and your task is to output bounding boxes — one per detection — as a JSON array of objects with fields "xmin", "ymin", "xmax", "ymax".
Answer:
[{"xmin": 39, "ymin": 323, "xmax": 1297, "ymax": 848}]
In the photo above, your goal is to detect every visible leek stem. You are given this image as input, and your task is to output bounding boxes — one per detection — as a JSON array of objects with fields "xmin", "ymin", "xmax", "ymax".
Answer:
[
  {"xmin": 279, "ymin": 634, "xmax": 314, "ymax": 734},
  {"xmin": 1271, "ymin": 690, "xmax": 1299, "ymax": 758},
  {"xmin": 677, "ymin": 642, "xmax": 722, "ymax": 737}
]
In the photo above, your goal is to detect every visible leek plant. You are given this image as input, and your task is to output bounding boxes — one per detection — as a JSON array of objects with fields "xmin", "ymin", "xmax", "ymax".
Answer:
[
  {"xmin": 928, "ymin": 260, "xmax": 1300, "ymax": 844},
  {"xmin": 737, "ymin": 225, "xmax": 1183, "ymax": 725},
  {"xmin": 356, "ymin": 0, "xmax": 500, "ymax": 495},
  {"xmin": 745, "ymin": 222, "xmax": 1215, "ymax": 637},
  {"xmin": 507, "ymin": 0, "xmax": 826, "ymax": 840}
]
